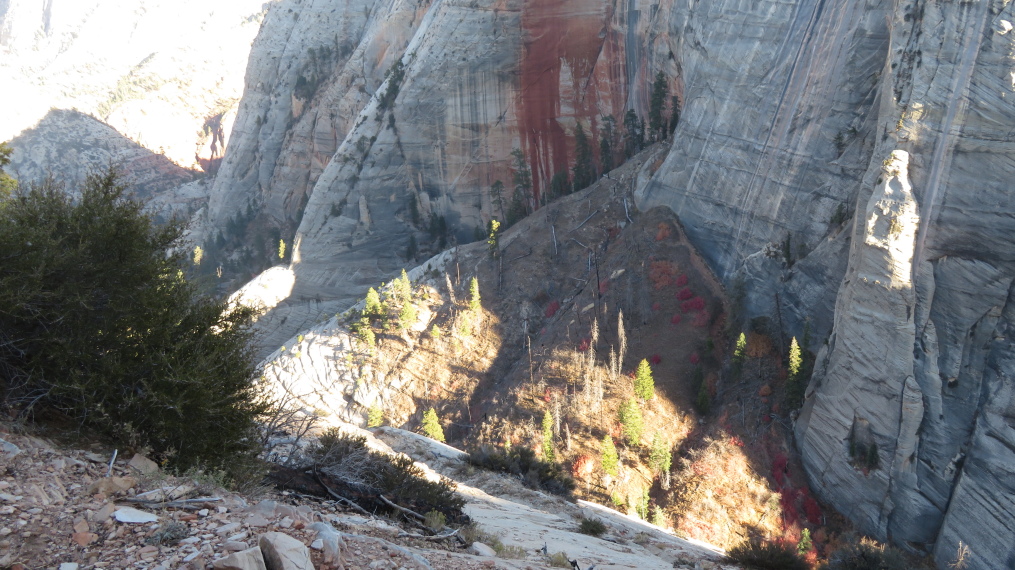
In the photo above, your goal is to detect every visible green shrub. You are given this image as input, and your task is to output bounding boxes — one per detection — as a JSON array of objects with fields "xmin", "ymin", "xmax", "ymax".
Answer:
[
  {"xmin": 467, "ymin": 444, "xmax": 574, "ymax": 496},
  {"xmin": 547, "ymin": 552, "xmax": 571, "ymax": 568},
  {"xmin": 726, "ymin": 539, "xmax": 809, "ymax": 570},
  {"xmin": 424, "ymin": 510, "xmax": 446, "ymax": 531},
  {"xmin": 367, "ymin": 405, "xmax": 384, "ymax": 428},
  {"xmin": 577, "ymin": 517, "xmax": 607, "ymax": 537},
  {"xmin": 0, "ymin": 170, "xmax": 265, "ymax": 472},
  {"xmin": 819, "ymin": 537, "xmax": 909, "ymax": 570}
]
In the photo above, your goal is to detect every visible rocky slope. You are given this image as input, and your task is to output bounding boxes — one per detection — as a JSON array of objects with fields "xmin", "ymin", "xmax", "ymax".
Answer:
[{"xmin": 0, "ymin": 427, "xmax": 725, "ymax": 569}]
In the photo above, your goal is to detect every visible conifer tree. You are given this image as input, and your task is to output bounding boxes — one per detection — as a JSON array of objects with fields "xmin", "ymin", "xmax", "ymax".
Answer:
[
  {"xmin": 469, "ymin": 276, "xmax": 481, "ymax": 313},
  {"xmin": 623, "ymin": 110, "xmax": 643, "ymax": 157},
  {"xmin": 618, "ymin": 398, "xmax": 643, "ymax": 446},
  {"xmin": 364, "ymin": 287, "xmax": 384, "ymax": 319},
  {"xmin": 599, "ymin": 115, "xmax": 615, "ymax": 174},
  {"xmin": 601, "ymin": 435, "xmax": 619, "ymax": 476},
  {"xmin": 786, "ymin": 336, "xmax": 805, "ymax": 409},
  {"xmin": 572, "ymin": 122, "xmax": 594, "ymax": 192},
  {"xmin": 733, "ymin": 332, "xmax": 747, "ymax": 376},
  {"xmin": 649, "ymin": 71, "xmax": 669, "ymax": 141},
  {"xmin": 490, "ymin": 180, "xmax": 506, "ymax": 221},
  {"xmin": 634, "ymin": 359, "xmax": 655, "ymax": 400},
  {"xmin": 421, "ymin": 408, "xmax": 445, "ymax": 442},
  {"xmin": 542, "ymin": 410, "xmax": 555, "ymax": 461}
]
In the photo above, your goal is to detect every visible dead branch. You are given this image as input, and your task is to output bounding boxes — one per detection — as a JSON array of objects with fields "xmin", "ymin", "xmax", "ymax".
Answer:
[{"xmin": 379, "ymin": 494, "xmax": 425, "ymax": 521}]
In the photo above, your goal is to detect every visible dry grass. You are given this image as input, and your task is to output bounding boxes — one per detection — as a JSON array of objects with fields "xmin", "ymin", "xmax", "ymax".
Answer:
[{"xmin": 669, "ymin": 433, "xmax": 782, "ymax": 549}]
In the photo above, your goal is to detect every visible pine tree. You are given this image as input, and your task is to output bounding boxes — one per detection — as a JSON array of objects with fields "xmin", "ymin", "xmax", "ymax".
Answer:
[
  {"xmin": 421, "ymin": 408, "xmax": 445, "ymax": 442},
  {"xmin": 487, "ymin": 219, "xmax": 501, "ymax": 258},
  {"xmin": 733, "ymin": 332, "xmax": 747, "ymax": 376},
  {"xmin": 542, "ymin": 410, "xmax": 555, "ymax": 461},
  {"xmin": 398, "ymin": 301, "xmax": 418, "ymax": 331},
  {"xmin": 572, "ymin": 122, "xmax": 594, "ymax": 192},
  {"xmin": 599, "ymin": 115, "xmax": 615, "ymax": 174},
  {"xmin": 490, "ymin": 180, "xmax": 505, "ymax": 221},
  {"xmin": 618, "ymin": 398, "xmax": 643, "ymax": 446},
  {"xmin": 634, "ymin": 359, "xmax": 655, "ymax": 400},
  {"xmin": 511, "ymin": 148, "xmax": 532, "ymax": 206},
  {"xmin": 623, "ymin": 109, "xmax": 643, "ymax": 157},
  {"xmin": 393, "ymin": 268, "xmax": 412, "ymax": 301},
  {"xmin": 669, "ymin": 95, "xmax": 681, "ymax": 133},
  {"xmin": 649, "ymin": 432, "xmax": 672, "ymax": 479},
  {"xmin": 0, "ymin": 142, "xmax": 16, "ymax": 199},
  {"xmin": 469, "ymin": 276, "xmax": 481, "ymax": 313},
  {"xmin": 278, "ymin": 238, "xmax": 286, "ymax": 260},
  {"xmin": 601, "ymin": 435, "xmax": 619, "ymax": 476},
  {"xmin": 786, "ymin": 336, "xmax": 805, "ymax": 409},
  {"xmin": 364, "ymin": 287, "xmax": 384, "ymax": 319},
  {"xmin": 649, "ymin": 71, "xmax": 669, "ymax": 141}
]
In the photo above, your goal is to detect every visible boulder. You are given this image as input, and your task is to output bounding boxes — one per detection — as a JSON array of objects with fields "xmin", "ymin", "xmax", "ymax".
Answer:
[
  {"xmin": 212, "ymin": 547, "xmax": 267, "ymax": 570},
  {"xmin": 258, "ymin": 532, "xmax": 314, "ymax": 570}
]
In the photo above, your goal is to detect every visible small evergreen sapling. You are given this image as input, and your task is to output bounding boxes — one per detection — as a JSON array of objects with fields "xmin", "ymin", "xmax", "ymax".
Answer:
[
  {"xmin": 601, "ymin": 435, "xmax": 619, "ymax": 476},
  {"xmin": 542, "ymin": 411, "xmax": 555, "ymax": 462},
  {"xmin": 634, "ymin": 359, "xmax": 655, "ymax": 400},
  {"xmin": 421, "ymin": 408, "xmax": 445, "ymax": 442}
]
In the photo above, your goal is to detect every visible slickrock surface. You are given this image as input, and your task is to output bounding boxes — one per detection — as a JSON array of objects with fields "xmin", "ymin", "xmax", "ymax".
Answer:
[{"xmin": 0, "ymin": 429, "xmax": 725, "ymax": 570}]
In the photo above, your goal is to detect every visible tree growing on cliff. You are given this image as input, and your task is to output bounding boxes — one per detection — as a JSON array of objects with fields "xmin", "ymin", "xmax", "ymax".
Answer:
[
  {"xmin": 649, "ymin": 71, "xmax": 669, "ymax": 141},
  {"xmin": 489, "ymin": 180, "xmax": 505, "ymax": 221},
  {"xmin": 469, "ymin": 276, "xmax": 481, "ymax": 313},
  {"xmin": 599, "ymin": 115, "xmax": 616, "ymax": 173},
  {"xmin": 785, "ymin": 337, "xmax": 805, "ymax": 409},
  {"xmin": 669, "ymin": 95, "xmax": 681, "ymax": 133},
  {"xmin": 572, "ymin": 122, "xmax": 595, "ymax": 192},
  {"xmin": 624, "ymin": 110, "xmax": 644, "ymax": 157},
  {"xmin": 0, "ymin": 169, "xmax": 265, "ymax": 472}
]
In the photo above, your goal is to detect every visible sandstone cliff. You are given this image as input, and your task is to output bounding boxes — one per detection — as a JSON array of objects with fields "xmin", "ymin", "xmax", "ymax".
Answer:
[{"xmin": 213, "ymin": 0, "xmax": 1015, "ymax": 566}]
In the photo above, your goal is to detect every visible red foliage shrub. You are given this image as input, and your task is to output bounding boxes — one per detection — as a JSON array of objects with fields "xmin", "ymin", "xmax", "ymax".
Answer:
[
  {"xmin": 780, "ymin": 489, "xmax": 800, "ymax": 527},
  {"xmin": 599, "ymin": 280, "xmax": 609, "ymax": 294},
  {"xmin": 689, "ymin": 352, "xmax": 700, "ymax": 365},
  {"xmin": 772, "ymin": 453, "xmax": 789, "ymax": 488},
  {"xmin": 803, "ymin": 493, "xmax": 822, "ymax": 525},
  {"xmin": 655, "ymin": 223, "xmax": 672, "ymax": 241},
  {"xmin": 675, "ymin": 274, "xmax": 689, "ymax": 287},
  {"xmin": 545, "ymin": 300, "xmax": 560, "ymax": 318},
  {"xmin": 670, "ymin": 313, "xmax": 682, "ymax": 325},
  {"xmin": 681, "ymin": 297, "xmax": 706, "ymax": 312},
  {"xmin": 577, "ymin": 337, "xmax": 591, "ymax": 352},
  {"xmin": 692, "ymin": 311, "xmax": 710, "ymax": 327},
  {"xmin": 650, "ymin": 354, "xmax": 662, "ymax": 365},
  {"xmin": 729, "ymin": 435, "xmax": 744, "ymax": 447},
  {"xmin": 571, "ymin": 454, "xmax": 595, "ymax": 479},
  {"xmin": 677, "ymin": 287, "xmax": 694, "ymax": 300},
  {"xmin": 544, "ymin": 388, "xmax": 552, "ymax": 403}
]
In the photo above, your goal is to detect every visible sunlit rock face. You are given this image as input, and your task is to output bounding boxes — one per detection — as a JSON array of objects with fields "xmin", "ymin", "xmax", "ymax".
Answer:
[{"xmin": 0, "ymin": 0, "xmax": 265, "ymax": 173}]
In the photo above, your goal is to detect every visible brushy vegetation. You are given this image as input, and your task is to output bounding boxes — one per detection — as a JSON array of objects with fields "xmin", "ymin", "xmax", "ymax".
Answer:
[
  {"xmin": 309, "ymin": 430, "xmax": 465, "ymax": 521},
  {"xmin": 726, "ymin": 539, "xmax": 810, "ymax": 570},
  {"xmin": 577, "ymin": 517, "xmax": 608, "ymax": 536},
  {"xmin": 467, "ymin": 444, "xmax": 575, "ymax": 496},
  {"xmin": 818, "ymin": 537, "xmax": 910, "ymax": 570},
  {"xmin": 0, "ymin": 169, "xmax": 265, "ymax": 474}
]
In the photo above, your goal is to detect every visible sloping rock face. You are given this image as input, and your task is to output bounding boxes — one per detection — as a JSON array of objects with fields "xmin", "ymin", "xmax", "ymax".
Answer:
[
  {"xmin": 790, "ymin": 2, "xmax": 1015, "ymax": 568},
  {"xmin": 209, "ymin": 0, "xmax": 678, "ymax": 352}
]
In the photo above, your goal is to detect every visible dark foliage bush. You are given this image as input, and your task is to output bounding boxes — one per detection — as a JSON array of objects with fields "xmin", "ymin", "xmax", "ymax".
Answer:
[
  {"xmin": 467, "ymin": 444, "xmax": 575, "ymax": 496},
  {"xmin": 0, "ymin": 170, "xmax": 265, "ymax": 471},
  {"xmin": 819, "ymin": 537, "xmax": 910, "ymax": 570},
  {"xmin": 726, "ymin": 539, "xmax": 810, "ymax": 570},
  {"xmin": 309, "ymin": 430, "xmax": 465, "ymax": 521},
  {"xmin": 577, "ymin": 517, "xmax": 607, "ymax": 537}
]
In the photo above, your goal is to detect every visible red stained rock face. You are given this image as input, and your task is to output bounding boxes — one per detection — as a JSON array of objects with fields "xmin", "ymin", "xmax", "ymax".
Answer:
[{"xmin": 517, "ymin": 0, "xmax": 627, "ymax": 203}]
